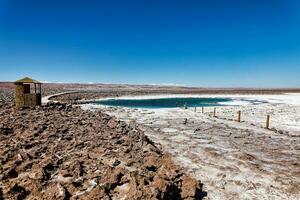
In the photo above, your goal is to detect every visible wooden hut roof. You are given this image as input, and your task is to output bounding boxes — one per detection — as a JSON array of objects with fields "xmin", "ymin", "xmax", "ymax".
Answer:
[{"xmin": 14, "ymin": 77, "xmax": 41, "ymax": 84}]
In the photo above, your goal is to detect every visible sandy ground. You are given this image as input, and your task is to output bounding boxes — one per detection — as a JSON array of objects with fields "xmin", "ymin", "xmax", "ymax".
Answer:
[{"xmin": 82, "ymin": 93, "xmax": 300, "ymax": 199}]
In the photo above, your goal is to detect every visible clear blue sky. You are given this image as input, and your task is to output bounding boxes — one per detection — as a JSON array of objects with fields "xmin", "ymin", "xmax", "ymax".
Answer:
[{"xmin": 0, "ymin": 0, "xmax": 299, "ymax": 87}]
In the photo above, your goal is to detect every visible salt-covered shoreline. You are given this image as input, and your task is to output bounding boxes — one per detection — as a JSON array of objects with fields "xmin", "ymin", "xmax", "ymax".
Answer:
[
  {"xmin": 83, "ymin": 93, "xmax": 300, "ymax": 134},
  {"xmin": 82, "ymin": 92, "xmax": 300, "ymax": 199},
  {"xmin": 90, "ymin": 92, "xmax": 300, "ymax": 105}
]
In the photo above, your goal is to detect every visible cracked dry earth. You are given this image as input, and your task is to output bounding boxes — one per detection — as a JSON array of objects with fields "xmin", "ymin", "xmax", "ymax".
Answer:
[
  {"xmin": 96, "ymin": 106, "xmax": 300, "ymax": 200},
  {"xmin": 0, "ymin": 102, "xmax": 206, "ymax": 200}
]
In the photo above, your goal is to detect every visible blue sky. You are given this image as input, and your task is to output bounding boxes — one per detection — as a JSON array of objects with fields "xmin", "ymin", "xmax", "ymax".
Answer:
[{"xmin": 0, "ymin": 0, "xmax": 299, "ymax": 87}]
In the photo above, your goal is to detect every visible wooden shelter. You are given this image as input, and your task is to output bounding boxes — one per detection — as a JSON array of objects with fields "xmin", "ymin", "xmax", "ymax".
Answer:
[{"xmin": 14, "ymin": 77, "xmax": 42, "ymax": 108}]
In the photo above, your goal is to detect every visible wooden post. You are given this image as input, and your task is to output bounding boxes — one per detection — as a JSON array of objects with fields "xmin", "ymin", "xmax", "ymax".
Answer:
[
  {"xmin": 194, "ymin": 107, "xmax": 197, "ymax": 112},
  {"xmin": 202, "ymin": 107, "xmax": 204, "ymax": 113},
  {"xmin": 237, "ymin": 110, "xmax": 241, "ymax": 122},
  {"xmin": 213, "ymin": 107, "xmax": 216, "ymax": 117},
  {"xmin": 266, "ymin": 114, "xmax": 270, "ymax": 129},
  {"xmin": 184, "ymin": 118, "xmax": 188, "ymax": 124}
]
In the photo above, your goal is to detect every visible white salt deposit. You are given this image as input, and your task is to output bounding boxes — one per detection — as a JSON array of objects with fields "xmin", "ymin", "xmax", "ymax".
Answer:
[
  {"xmin": 83, "ymin": 93, "xmax": 300, "ymax": 199},
  {"xmin": 92, "ymin": 93, "xmax": 300, "ymax": 105}
]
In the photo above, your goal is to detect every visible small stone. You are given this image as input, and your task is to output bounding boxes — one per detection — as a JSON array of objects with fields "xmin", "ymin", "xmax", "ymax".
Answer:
[
  {"xmin": 107, "ymin": 118, "xmax": 118, "ymax": 129},
  {"xmin": 112, "ymin": 159, "xmax": 121, "ymax": 167},
  {"xmin": 181, "ymin": 175, "xmax": 198, "ymax": 199}
]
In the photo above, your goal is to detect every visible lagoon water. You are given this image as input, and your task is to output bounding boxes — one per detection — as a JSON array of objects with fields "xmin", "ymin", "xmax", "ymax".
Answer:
[{"xmin": 95, "ymin": 97, "xmax": 231, "ymax": 109}]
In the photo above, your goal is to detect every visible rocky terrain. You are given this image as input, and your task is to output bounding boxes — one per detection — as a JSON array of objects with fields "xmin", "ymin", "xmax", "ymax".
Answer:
[{"xmin": 0, "ymin": 90, "xmax": 206, "ymax": 199}]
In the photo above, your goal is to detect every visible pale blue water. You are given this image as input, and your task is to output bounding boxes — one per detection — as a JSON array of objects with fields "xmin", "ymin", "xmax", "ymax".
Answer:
[{"xmin": 94, "ymin": 97, "xmax": 232, "ymax": 109}]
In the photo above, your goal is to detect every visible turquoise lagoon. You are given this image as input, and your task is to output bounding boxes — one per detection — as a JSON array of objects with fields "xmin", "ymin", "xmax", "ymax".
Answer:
[{"xmin": 94, "ymin": 97, "xmax": 232, "ymax": 109}]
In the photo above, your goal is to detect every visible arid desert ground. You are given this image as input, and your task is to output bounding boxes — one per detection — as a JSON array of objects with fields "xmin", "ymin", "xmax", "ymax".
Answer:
[{"xmin": 1, "ymin": 82, "xmax": 300, "ymax": 199}]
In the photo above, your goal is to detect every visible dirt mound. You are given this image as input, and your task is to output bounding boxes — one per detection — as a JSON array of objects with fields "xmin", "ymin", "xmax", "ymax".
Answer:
[{"xmin": 0, "ymin": 102, "xmax": 206, "ymax": 199}]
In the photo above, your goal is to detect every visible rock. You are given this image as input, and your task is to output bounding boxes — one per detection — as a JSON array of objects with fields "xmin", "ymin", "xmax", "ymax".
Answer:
[
  {"xmin": 112, "ymin": 159, "xmax": 121, "ymax": 167},
  {"xmin": 42, "ymin": 183, "xmax": 71, "ymax": 200},
  {"xmin": 28, "ymin": 170, "xmax": 44, "ymax": 180},
  {"xmin": 107, "ymin": 117, "xmax": 118, "ymax": 129},
  {"xmin": 81, "ymin": 186, "xmax": 108, "ymax": 200},
  {"xmin": 181, "ymin": 175, "xmax": 198, "ymax": 199},
  {"xmin": 278, "ymin": 130, "xmax": 284, "ymax": 134},
  {"xmin": 143, "ymin": 155, "xmax": 158, "ymax": 172},
  {"xmin": 0, "ymin": 187, "xmax": 3, "ymax": 200},
  {"xmin": 152, "ymin": 178, "xmax": 182, "ymax": 200},
  {"xmin": 5, "ymin": 168, "xmax": 18, "ymax": 179},
  {"xmin": 42, "ymin": 163, "xmax": 58, "ymax": 181},
  {"xmin": 69, "ymin": 160, "xmax": 85, "ymax": 177},
  {"xmin": 72, "ymin": 178, "xmax": 83, "ymax": 187},
  {"xmin": 153, "ymin": 177, "xmax": 168, "ymax": 192},
  {"xmin": 8, "ymin": 184, "xmax": 30, "ymax": 200},
  {"xmin": 0, "ymin": 127, "xmax": 13, "ymax": 135}
]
